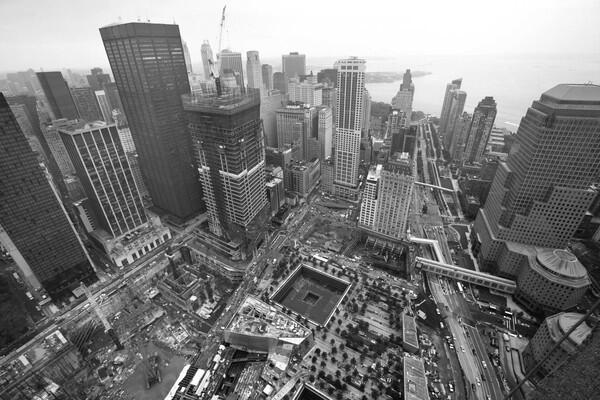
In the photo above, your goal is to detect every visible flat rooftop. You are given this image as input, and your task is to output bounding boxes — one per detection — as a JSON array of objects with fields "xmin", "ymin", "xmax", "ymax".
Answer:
[
  {"xmin": 404, "ymin": 356, "xmax": 430, "ymax": 400},
  {"xmin": 402, "ymin": 312, "xmax": 419, "ymax": 349},
  {"xmin": 271, "ymin": 265, "xmax": 351, "ymax": 326}
]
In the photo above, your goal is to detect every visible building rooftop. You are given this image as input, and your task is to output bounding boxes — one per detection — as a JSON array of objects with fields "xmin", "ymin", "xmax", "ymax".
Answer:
[
  {"xmin": 402, "ymin": 312, "xmax": 419, "ymax": 350},
  {"xmin": 546, "ymin": 312, "xmax": 592, "ymax": 353},
  {"xmin": 403, "ymin": 356, "xmax": 430, "ymax": 400},
  {"xmin": 536, "ymin": 248, "xmax": 588, "ymax": 280},
  {"xmin": 58, "ymin": 121, "xmax": 111, "ymax": 134},
  {"xmin": 543, "ymin": 84, "xmax": 600, "ymax": 104}
]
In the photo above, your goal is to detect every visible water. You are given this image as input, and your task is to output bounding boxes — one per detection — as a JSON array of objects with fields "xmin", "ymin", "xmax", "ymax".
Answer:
[{"xmin": 308, "ymin": 54, "xmax": 600, "ymax": 131}]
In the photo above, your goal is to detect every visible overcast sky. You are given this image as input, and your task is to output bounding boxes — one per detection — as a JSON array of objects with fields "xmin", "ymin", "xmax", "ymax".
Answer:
[{"xmin": 1, "ymin": 0, "xmax": 599, "ymax": 72}]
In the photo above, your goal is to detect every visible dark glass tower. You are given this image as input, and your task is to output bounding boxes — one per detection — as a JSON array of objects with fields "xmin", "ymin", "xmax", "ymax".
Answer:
[
  {"xmin": 0, "ymin": 93, "xmax": 96, "ymax": 300},
  {"xmin": 462, "ymin": 96, "xmax": 497, "ymax": 163},
  {"xmin": 183, "ymin": 88, "xmax": 267, "ymax": 249},
  {"xmin": 36, "ymin": 71, "xmax": 79, "ymax": 120},
  {"xmin": 100, "ymin": 22, "xmax": 203, "ymax": 220}
]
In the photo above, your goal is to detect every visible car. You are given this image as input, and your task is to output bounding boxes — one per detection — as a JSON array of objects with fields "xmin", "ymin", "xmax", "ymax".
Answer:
[
  {"xmin": 461, "ymin": 346, "xmax": 465, "ymax": 353},
  {"xmin": 476, "ymin": 378, "xmax": 481, "ymax": 386}
]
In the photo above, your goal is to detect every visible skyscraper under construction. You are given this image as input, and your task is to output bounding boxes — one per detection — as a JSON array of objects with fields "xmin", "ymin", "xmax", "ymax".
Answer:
[{"xmin": 183, "ymin": 88, "xmax": 268, "ymax": 258}]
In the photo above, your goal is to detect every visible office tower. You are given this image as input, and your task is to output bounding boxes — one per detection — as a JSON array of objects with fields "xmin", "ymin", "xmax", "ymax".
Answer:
[
  {"xmin": 286, "ymin": 159, "xmax": 321, "ymax": 197},
  {"xmin": 6, "ymin": 95, "xmax": 50, "ymax": 164},
  {"xmin": 487, "ymin": 126, "xmax": 510, "ymax": 154},
  {"xmin": 322, "ymin": 86, "xmax": 337, "ymax": 124},
  {"xmin": 246, "ymin": 51, "xmax": 263, "ymax": 90},
  {"xmin": 94, "ymin": 90, "xmax": 112, "ymax": 122},
  {"xmin": 183, "ymin": 40, "xmax": 193, "ymax": 74},
  {"xmin": 449, "ymin": 112, "xmax": 472, "ymax": 160},
  {"xmin": 359, "ymin": 158, "xmax": 414, "ymax": 242},
  {"xmin": 333, "ymin": 57, "xmax": 366, "ymax": 199},
  {"xmin": 473, "ymin": 84, "xmax": 600, "ymax": 276},
  {"xmin": 260, "ymin": 91, "xmax": 284, "ymax": 147},
  {"xmin": 0, "ymin": 93, "xmax": 95, "ymax": 300},
  {"xmin": 60, "ymin": 122, "xmax": 147, "ymax": 236},
  {"xmin": 288, "ymin": 75, "xmax": 323, "ymax": 106},
  {"xmin": 103, "ymin": 82, "xmax": 123, "ymax": 114},
  {"xmin": 362, "ymin": 88, "xmax": 372, "ymax": 136},
  {"xmin": 219, "ymin": 50, "xmax": 244, "ymax": 88},
  {"xmin": 514, "ymin": 248, "xmax": 590, "ymax": 314},
  {"xmin": 262, "ymin": 64, "xmax": 273, "ymax": 92},
  {"xmin": 317, "ymin": 107, "xmax": 333, "ymax": 160},
  {"xmin": 44, "ymin": 119, "xmax": 79, "ymax": 176},
  {"xmin": 36, "ymin": 71, "xmax": 79, "ymax": 120},
  {"xmin": 70, "ymin": 87, "xmax": 102, "ymax": 122},
  {"xmin": 317, "ymin": 68, "xmax": 338, "ymax": 87},
  {"xmin": 201, "ymin": 41, "xmax": 214, "ymax": 80},
  {"xmin": 100, "ymin": 22, "xmax": 203, "ymax": 220},
  {"xmin": 523, "ymin": 312, "xmax": 592, "ymax": 381},
  {"xmin": 439, "ymin": 78, "xmax": 463, "ymax": 135},
  {"xmin": 443, "ymin": 90, "xmax": 467, "ymax": 149},
  {"xmin": 276, "ymin": 104, "xmax": 318, "ymax": 161},
  {"xmin": 282, "ymin": 52, "xmax": 306, "ymax": 80},
  {"xmin": 273, "ymin": 72, "xmax": 286, "ymax": 94},
  {"xmin": 265, "ymin": 146, "xmax": 293, "ymax": 171},
  {"xmin": 391, "ymin": 69, "xmax": 415, "ymax": 123},
  {"xmin": 462, "ymin": 96, "xmax": 497, "ymax": 163},
  {"xmin": 8, "ymin": 103, "xmax": 44, "ymax": 159},
  {"xmin": 183, "ymin": 88, "xmax": 267, "ymax": 248},
  {"xmin": 86, "ymin": 67, "xmax": 111, "ymax": 91}
]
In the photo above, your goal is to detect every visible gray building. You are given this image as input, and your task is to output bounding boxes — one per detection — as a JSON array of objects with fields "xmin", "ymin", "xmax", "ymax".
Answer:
[
  {"xmin": 262, "ymin": 64, "xmax": 273, "ymax": 91},
  {"xmin": 70, "ymin": 86, "xmax": 102, "ymax": 122},
  {"xmin": 463, "ymin": 96, "xmax": 497, "ymax": 163},
  {"xmin": 37, "ymin": 71, "xmax": 79, "ymax": 120}
]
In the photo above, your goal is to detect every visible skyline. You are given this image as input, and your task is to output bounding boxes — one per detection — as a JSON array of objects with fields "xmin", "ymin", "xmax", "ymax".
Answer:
[{"xmin": 1, "ymin": 0, "xmax": 600, "ymax": 72}]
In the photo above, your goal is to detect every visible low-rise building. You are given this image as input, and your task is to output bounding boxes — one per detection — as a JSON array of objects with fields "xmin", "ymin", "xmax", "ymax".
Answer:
[{"xmin": 286, "ymin": 159, "xmax": 321, "ymax": 197}]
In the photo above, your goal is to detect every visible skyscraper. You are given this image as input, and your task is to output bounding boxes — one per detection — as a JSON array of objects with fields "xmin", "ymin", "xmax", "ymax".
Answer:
[
  {"xmin": 94, "ymin": 89, "xmax": 112, "ymax": 122},
  {"xmin": 287, "ymin": 75, "xmax": 323, "ymax": 106},
  {"xmin": 317, "ymin": 107, "xmax": 333, "ymax": 160},
  {"xmin": 0, "ymin": 93, "xmax": 96, "ymax": 300},
  {"xmin": 183, "ymin": 89, "xmax": 267, "ymax": 251},
  {"xmin": 36, "ymin": 71, "xmax": 79, "ymax": 120},
  {"xmin": 359, "ymin": 157, "xmax": 414, "ymax": 241},
  {"xmin": 59, "ymin": 122, "xmax": 147, "ymax": 238},
  {"xmin": 201, "ymin": 41, "xmax": 214, "ymax": 80},
  {"xmin": 70, "ymin": 86, "xmax": 102, "ymax": 122},
  {"xmin": 86, "ymin": 67, "xmax": 111, "ymax": 91},
  {"xmin": 443, "ymin": 90, "xmax": 467, "ymax": 149},
  {"xmin": 182, "ymin": 40, "xmax": 193, "ymax": 74},
  {"xmin": 449, "ymin": 111, "xmax": 472, "ymax": 160},
  {"xmin": 276, "ymin": 104, "xmax": 318, "ymax": 161},
  {"xmin": 219, "ymin": 50, "xmax": 245, "ymax": 88},
  {"xmin": 100, "ymin": 22, "xmax": 203, "ymax": 220},
  {"xmin": 246, "ymin": 51, "xmax": 263, "ymax": 90},
  {"xmin": 262, "ymin": 64, "xmax": 273, "ymax": 92},
  {"xmin": 439, "ymin": 78, "xmax": 463, "ymax": 135},
  {"xmin": 362, "ymin": 88, "xmax": 372, "ymax": 136},
  {"xmin": 282, "ymin": 52, "xmax": 306, "ymax": 80},
  {"xmin": 462, "ymin": 96, "xmax": 497, "ymax": 163},
  {"xmin": 391, "ymin": 69, "xmax": 415, "ymax": 123},
  {"xmin": 260, "ymin": 91, "xmax": 284, "ymax": 147},
  {"xmin": 273, "ymin": 72, "xmax": 286, "ymax": 94},
  {"xmin": 333, "ymin": 57, "xmax": 366, "ymax": 199},
  {"xmin": 473, "ymin": 84, "xmax": 600, "ymax": 275}
]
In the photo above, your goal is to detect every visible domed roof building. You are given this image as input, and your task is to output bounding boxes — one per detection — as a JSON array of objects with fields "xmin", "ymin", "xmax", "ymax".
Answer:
[{"xmin": 515, "ymin": 248, "xmax": 590, "ymax": 314}]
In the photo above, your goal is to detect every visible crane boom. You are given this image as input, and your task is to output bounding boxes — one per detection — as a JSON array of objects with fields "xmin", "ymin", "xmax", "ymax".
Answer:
[{"xmin": 208, "ymin": 4, "xmax": 227, "ymax": 95}]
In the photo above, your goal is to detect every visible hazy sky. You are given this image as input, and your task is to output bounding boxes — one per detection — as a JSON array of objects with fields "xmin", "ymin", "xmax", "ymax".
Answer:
[{"xmin": 1, "ymin": 0, "xmax": 599, "ymax": 72}]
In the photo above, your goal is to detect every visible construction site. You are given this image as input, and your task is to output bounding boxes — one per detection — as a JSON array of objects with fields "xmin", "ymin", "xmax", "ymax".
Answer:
[{"xmin": 0, "ymin": 245, "xmax": 237, "ymax": 400}]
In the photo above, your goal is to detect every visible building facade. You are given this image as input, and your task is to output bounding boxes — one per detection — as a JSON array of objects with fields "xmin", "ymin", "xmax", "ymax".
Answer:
[
  {"xmin": 36, "ymin": 71, "xmax": 79, "ymax": 120},
  {"xmin": 0, "ymin": 93, "xmax": 96, "ymax": 300},
  {"xmin": 183, "ymin": 88, "xmax": 268, "ymax": 246},
  {"xmin": 260, "ymin": 92, "xmax": 284, "ymax": 148},
  {"xmin": 201, "ymin": 41, "xmax": 213, "ymax": 80},
  {"xmin": 391, "ymin": 69, "xmax": 415, "ymax": 123},
  {"xmin": 473, "ymin": 84, "xmax": 600, "ymax": 274},
  {"xmin": 276, "ymin": 104, "xmax": 318, "ymax": 161},
  {"xmin": 246, "ymin": 51, "xmax": 263, "ymax": 90},
  {"xmin": 439, "ymin": 78, "xmax": 462, "ymax": 136},
  {"xmin": 462, "ymin": 96, "xmax": 497, "ymax": 163},
  {"xmin": 100, "ymin": 22, "xmax": 203, "ymax": 220},
  {"xmin": 333, "ymin": 57, "xmax": 366, "ymax": 199},
  {"xmin": 443, "ymin": 90, "xmax": 467, "ymax": 149},
  {"xmin": 219, "ymin": 50, "xmax": 245, "ymax": 88},
  {"xmin": 262, "ymin": 64, "xmax": 273, "ymax": 92},
  {"xmin": 282, "ymin": 52, "xmax": 306, "ymax": 80},
  {"xmin": 70, "ymin": 87, "xmax": 102, "ymax": 122},
  {"xmin": 286, "ymin": 159, "xmax": 321, "ymax": 197},
  {"xmin": 288, "ymin": 76, "xmax": 323, "ymax": 106}
]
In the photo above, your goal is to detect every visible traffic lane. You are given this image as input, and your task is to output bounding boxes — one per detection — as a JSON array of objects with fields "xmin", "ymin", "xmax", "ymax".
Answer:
[
  {"xmin": 447, "ymin": 317, "xmax": 484, "ymax": 399},
  {"xmin": 465, "ymin": 324, "xmax": 503, "ymax": 400}
]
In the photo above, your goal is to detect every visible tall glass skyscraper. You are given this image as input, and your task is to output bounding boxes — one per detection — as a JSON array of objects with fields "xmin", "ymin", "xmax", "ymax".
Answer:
[
  {"xmin": 333, "ymin": 57, "xmax": 366, "ymax": 199},
  {"xmin": 36, "ymin": 71, "xmax": 79, "ymax": 120},
  {"xmin": 473, "ymin": 84, "xmax": 600, "ymax": 274},
  {"xmin": 0, "ymin": 93, "xmax": 96, "ymax": 300},
  {"xmin": 100, "ymin": 22, "xmax": 203, "ymax": 220},
  {"xmin": 462, "ymin": 96, "xmax": 497, "ymax": 163}
]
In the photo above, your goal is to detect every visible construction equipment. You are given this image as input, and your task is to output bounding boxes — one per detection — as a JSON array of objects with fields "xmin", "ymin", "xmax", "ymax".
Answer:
[
  {"xmin": 207, "ymin": 5, "xmax": 227, "ymax": 95},
  {"xmin": 144, "ymin": 350, "xmax": 162, "ymax": 389},
  {"xmin": 80, "ymin": 282, "xmax": 124, "ymax": 350}
]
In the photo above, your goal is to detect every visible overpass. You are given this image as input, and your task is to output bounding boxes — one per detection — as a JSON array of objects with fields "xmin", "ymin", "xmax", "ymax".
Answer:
[
  {"xmin": 415, "ymin": 257, "xmax": 516, "ymax": 294},
  {"xmin": 408, "ymin": 236, "xmax": 516, "ymax": 294},
  {"xmin": 414, "ymin": 180, "xmax": 455, "ymax": 193}
]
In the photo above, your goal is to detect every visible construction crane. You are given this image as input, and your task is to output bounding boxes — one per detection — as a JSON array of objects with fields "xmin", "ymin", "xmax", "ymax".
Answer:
[
  {"xmin": 80, "ymin": 282, "xmax": 124, "ymax": 350},
  {"xmin": 208, "ymin": 5, "xmax": 227, "ymax": 96}
]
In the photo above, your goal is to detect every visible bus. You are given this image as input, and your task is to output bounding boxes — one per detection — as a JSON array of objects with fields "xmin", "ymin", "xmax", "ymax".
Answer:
[{"xmin": 456, "ymin": 282, "xmax": 464, "ymax": 293}]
